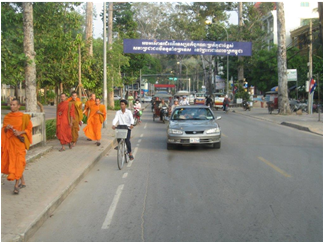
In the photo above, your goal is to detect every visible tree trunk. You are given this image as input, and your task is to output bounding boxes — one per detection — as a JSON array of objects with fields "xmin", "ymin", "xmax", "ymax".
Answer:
[
  {"xmin": 238, "ymin": 2, "xmax": 244, "ymax": 82},
  {"xmin": 23, "ymin": 2, "xmax": 37, "ymax": 112},
  {"xmin": 277, "ymin": 2, "xmax": 291, "ymax": 114},
  {"xmin": 108, "ymin": 2, "xmax": 114, "ymax": 108},
  {"xmin": 85, "ymin": 2, "xmax": 93, "ymax": 56},
  {"xmin": 78, "ymin": 43, "xmax": 82, "ymax": 98}
]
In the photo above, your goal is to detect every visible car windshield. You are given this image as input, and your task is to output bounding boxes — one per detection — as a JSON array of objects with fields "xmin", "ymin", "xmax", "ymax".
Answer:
[
  {"xmin": 171, "ymin": 108, "xmax": 214, "ymax": 120},
  {"xmin": 196, "ymin": 94, "xmax": 204, "ymax": 97}
]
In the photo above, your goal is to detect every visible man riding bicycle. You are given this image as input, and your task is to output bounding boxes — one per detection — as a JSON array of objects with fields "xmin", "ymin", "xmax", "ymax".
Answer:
[{"xmin": 112, "ymin": 99, "xmax": 134, "ymax": 160}]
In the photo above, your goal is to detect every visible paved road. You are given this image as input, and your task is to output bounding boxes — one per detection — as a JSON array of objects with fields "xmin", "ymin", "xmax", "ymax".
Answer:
[{"xmin": 28, "ymin": 108, "xmax": 323, "ymax": 242}]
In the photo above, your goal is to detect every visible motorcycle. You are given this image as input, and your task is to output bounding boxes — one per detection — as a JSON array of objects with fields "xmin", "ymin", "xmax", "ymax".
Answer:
[
  {"xmin": 133, "ymin": 108, "xmax": 142, "ymax": 126},
  {"xmin": 160, "ymin": 106, "xmax": 168, "ymax": 123},
  {"xmin": 243, "ymin": 100, "xmax": 251, "ymax": 111}
]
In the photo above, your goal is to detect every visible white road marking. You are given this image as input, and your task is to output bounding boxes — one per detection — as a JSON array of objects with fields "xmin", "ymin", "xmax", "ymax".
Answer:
[
  {"xmin": 101, "ymin": 184, "xmax": 124, "ymax": 229},
  {"xmin": 127, "ymin": 147, "xmax": 138, "ymax": 168},
  {"xmin": 122, "ymin": 173, "xmax": 128, "ymax": 179},
  {"xmin": 138, "ymin": 139, "xmax": 142, "ymax": 143},
  {"xmin": 140, "ymin": 134, "xmax": 144, "ymax": 137},
  {"xmin": 144, "ymin": 124, "xmax": 147, "ymax": 129}
]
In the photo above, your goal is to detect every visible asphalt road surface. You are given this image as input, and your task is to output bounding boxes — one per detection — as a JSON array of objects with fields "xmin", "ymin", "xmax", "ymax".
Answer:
[{"xmin": 29, "ymin": 107, "xmax": 323, "ymax": 242}]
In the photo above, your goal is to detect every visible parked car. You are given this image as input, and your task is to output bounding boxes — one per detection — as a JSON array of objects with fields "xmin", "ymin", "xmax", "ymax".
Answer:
[
  {"xmin": 114, "ymin": 95, "xmax": 121, "ymax": 100},
  {"xmin": 167, "ymin": 106, "xmax": 221, "ymax": 150}
]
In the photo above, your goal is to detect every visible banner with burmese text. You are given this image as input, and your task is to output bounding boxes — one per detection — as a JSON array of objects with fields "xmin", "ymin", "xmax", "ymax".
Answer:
[{"xmin": 123, "ymin": 39, "xmax": 252, "ymax": 56}]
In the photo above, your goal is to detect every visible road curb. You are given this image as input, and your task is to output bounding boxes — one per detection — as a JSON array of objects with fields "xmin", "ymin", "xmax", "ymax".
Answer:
[
  {"xmin": 232, "ymin": 109, "xmax": 323, "ymax": 136},
  {"xmin": 21, "ymin": 138, "xmax": 116, "ymax": 242}
]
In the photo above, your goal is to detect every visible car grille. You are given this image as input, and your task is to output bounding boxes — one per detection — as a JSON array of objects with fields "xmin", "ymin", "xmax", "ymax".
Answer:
[{"xmin": 185, "ymin": 131, "xmax": 204, "ymax": 134}]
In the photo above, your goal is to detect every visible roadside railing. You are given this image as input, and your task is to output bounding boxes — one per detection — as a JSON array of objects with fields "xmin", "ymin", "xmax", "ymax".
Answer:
[{"xmin": 1, "ymin": 112, "xmax": 46, "ymax": 147}]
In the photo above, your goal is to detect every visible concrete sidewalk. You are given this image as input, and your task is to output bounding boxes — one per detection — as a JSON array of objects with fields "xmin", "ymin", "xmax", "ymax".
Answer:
[
  {"xmin": 230, "ymin": 106, "xmax": 323, "ymax": 136},
  {"xmin": 1, "ymin": 105, "xmax": 147, "ymax": 242}
]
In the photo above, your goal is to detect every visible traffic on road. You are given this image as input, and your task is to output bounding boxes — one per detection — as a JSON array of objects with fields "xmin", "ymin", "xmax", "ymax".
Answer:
[{"xmin": 28, "ymin": 102, "xmax": 323, "ymax": 242}]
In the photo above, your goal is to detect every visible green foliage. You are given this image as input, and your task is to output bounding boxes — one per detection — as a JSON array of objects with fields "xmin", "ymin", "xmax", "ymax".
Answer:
[
  {"xmin": 234, "ymin": 84, "xmax": 251, "ymax": 101},
  {"xmin": 46, "ymin": 119, "xmax": 56, "ymax": 140}
]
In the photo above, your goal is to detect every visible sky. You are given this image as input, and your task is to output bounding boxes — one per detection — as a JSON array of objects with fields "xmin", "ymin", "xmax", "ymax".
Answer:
[{"xmin": 90, "ymin": 2, "xmax": 239, "ymax": 39}]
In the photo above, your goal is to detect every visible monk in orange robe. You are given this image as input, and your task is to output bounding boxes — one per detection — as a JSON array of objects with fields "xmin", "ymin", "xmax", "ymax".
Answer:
[
  {"xmin": 83, "ymin": 93, "xmax": 96, "ymax": 141},
  {"xmin": 1, "ymin": 99, "xmax": 32, "ymax": 194},
  {"xmin": 83, "ymin": 93, "xmax": 95, "ymax": 117},
  {"xmin": 68, "ymin": 91, "xmax": 83, "ymax": 146},
  {"xmin": 56, "ymin": 93, "xmax": 74, "ymax": 151},
  {"xmin": 83, "ymin": 98, "xmax": 106, "ymax": 146}
]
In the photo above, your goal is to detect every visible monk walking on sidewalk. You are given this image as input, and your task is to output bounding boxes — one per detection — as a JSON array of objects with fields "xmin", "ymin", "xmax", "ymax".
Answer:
[
  {"xmin": 1, "ymin": 99, "xmax": 32, "ymax": 195},
  {"xmin": 68, "ymin": 91, "xmax": 83, "ymax": 147},
  {"xmin": 83, "ymin": 98, "xmax": 107, "ymax": 146},
  {"xmin": 83, "ymin": 93, "xmax": 96, "ymax": 141},
  {"xmin": 56, "ymin": 93, "xmax": 74, "ymax": 151}
]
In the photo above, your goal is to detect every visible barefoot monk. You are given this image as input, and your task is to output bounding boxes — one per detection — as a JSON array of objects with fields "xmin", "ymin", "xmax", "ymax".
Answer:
[
  {"xmin": 83, "ymin": 98, "xmax": 106, "ymax": 146},
  {"xmin": 1, "ymin": 99, "xmax": 32, "ymax": 195}
]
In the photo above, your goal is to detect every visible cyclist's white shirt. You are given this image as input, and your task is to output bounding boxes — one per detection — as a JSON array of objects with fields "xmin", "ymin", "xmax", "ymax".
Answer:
[{"xmin": 112, "ymin": 109, "xmax": 134, "ymax": 127}]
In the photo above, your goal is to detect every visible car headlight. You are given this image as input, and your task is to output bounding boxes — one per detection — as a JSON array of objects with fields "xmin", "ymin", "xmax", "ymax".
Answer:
[
  {"xmin": 168, "ymin": 129, "xmax": 183, "ymax": 135},
  {"xmin": 205, "ymin": 128, "xmax": 220, "ymax": 134}
]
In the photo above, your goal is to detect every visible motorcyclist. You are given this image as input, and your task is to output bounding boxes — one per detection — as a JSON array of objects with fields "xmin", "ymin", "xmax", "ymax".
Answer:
[
  {"xmin": 171, "ymin": 99, "xmax": 179, "ymax": 112},
  {"xmin": 158, "ymin": 99, "xmax": 169, "ymax": 121},
  {"xmin": 134, "ymin": 99, "xmax": 142, "ymax": 122},
  {"xmin": 180, "ymin": 96, "xmax": 190, "ymax": 106}
]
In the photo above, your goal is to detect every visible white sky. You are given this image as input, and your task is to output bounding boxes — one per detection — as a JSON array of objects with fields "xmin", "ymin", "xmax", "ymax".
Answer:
[{"xmin": 91, "ymin": 2, "xmax": 238, "ymax": 39}]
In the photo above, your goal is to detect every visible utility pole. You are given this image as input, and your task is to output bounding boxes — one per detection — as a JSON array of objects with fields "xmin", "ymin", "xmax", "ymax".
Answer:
[
  {"xmin": 108, "ymin": 2, "xmax": 114, "ymax": 108},
  {"xmin": 308, "ymin": 19, "xmax": 313, "ymax": 114},
  {"xmin": 103, "ymin": 2, "xmax": 107, "ymax": 128}
]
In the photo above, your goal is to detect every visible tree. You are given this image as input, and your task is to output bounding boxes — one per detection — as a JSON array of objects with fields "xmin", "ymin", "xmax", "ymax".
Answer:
[
  {"xmin": 85, "ymin": 2, "xmax": 93, "ymax": 56},
  {"xmin": 23, "ymin": 2, "xmax": 37, "ymax": 112},
  {"xmin": 277, "ymin": 2, "xmax": 291, "ymax": 114}
]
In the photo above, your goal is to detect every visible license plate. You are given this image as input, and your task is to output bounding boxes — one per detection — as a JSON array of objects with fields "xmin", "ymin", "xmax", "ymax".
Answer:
[{"xmin": 190, "ymin": 138, "xmax": 200, "ymax": 143}]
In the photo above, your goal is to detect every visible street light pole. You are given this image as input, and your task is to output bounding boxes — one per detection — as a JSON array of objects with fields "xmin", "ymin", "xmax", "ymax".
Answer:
[
  {"xmin": 177, "ymin": 61, "xmax": 189, "ymax": 92},
  {"xmin": 205, "ymin": 20, "xmax": 229, "ymax": 94}
]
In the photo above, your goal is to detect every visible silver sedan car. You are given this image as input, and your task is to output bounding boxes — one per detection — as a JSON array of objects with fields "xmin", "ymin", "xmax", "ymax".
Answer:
[{"xmin": 166, "ymin": 106, "xmax": 221, "ymax": 150}]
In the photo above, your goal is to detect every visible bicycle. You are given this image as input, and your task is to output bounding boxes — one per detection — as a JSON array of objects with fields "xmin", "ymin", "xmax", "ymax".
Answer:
[{"xmin": 115, "ymin": 128, "xmax": 129, "ymax": 170}]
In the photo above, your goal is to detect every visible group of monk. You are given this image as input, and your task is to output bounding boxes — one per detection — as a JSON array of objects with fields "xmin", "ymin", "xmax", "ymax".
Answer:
[
  {"xmin": 1, "ymin": 93, "xmax": 107, "ymax": 195},
  {"xmin": 56, "ymin": 92, "xmax": 107, "ymax": 151}
]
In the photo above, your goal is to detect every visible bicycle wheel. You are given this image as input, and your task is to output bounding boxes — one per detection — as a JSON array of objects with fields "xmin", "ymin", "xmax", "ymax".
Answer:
[
  {"xmin": 117, "ymin": 139, "xmax": 125, "ymax": 170},
  {"xmin": 124, "ymin": 143, "xmax": 129, "ymax": 163}
]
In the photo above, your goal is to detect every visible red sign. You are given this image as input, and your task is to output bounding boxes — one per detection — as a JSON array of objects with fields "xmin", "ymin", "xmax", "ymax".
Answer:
[{"xmin": 154, "ymin": 84, "xmax": 175, "ymax": 88}]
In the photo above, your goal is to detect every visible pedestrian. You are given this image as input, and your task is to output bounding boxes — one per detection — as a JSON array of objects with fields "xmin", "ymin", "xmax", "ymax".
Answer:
[
  {"xmin": 68, "ymin": 91, "xmax": 83, "ymax": 147},
  {"xmin": 83, "ymin": 98, "xmax": 107, "ymax": 146},
  {"xmin": 56, "ymin": 93, "xmax": 74, "ymax": 151},
  {"xmin": 83, "ymin": 93, "xmax": 96, "ymax": 141},
  {"xmin": 112, "ymin": 99, "xmax": 135, "ymax": 161},
  {"xmin": 128, "ymin": 91, "xmax": 134, "ymax": 110},
  {"xmin": 1, "ymin": 99, "xmax": 33, "ymax": 195},
  {"xmin": 223, "ymin": 95, "xmax": 229, "ymax": 112}
]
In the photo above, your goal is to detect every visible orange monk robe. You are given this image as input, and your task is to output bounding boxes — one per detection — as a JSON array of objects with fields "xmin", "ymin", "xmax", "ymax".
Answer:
[
  {"xmin": 66, "ymin": 97, "xmax": 81, "ymax": 102},
  {"xmin": 1, "ymin": 112, "xmax": 32, "ymax": 181},
  {"xmin": 83, "ymin": 104, "xmax": 106, "ymax": 140},
  {"xmin": 56, "ymin": 100, "xmax": 74, "ymax": 145},
  {"xmin": 68, "ymin": 99, "xmax": 83, "ymax": 143},
  {"xmin": 83, "ymin": 99, "xmax": 95, "ymax": 117}
]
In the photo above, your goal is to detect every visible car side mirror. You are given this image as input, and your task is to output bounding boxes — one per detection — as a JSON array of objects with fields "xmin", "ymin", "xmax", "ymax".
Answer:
[{"xmin": 216, "ymin": 116, "xmax": 221, "ymax": 120}]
